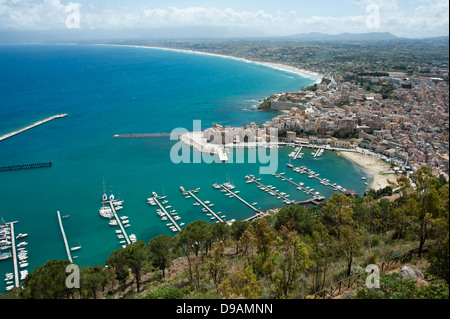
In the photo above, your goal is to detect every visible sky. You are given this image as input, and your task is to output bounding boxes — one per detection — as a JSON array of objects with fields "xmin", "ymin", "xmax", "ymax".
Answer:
[{"xmin": 0, "ymin": 0, "xmax": 448, "ymax": 39}]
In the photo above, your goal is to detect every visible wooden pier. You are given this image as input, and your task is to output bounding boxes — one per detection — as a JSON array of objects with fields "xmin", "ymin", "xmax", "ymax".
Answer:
[
  {"xmin": 7, "ymin": 221, "xmax": 20, "ymax": 288},
  {"xmin": 152, "ymin": 196, "xmax": 181, "ymax": 232},
  {"xmin": 56, "ymin": 211, "xmax": 72, "ymax": 263},
  {"xmin": 187, "ymin": 190, "xmax": 224, "ymax": 222},
  {"xmin": 0, "ymin": 114, "xmax": 67, "ymax": 143},
  {"xmin": 218, "ymin": 184, "xmax": 262, "ymax": 214}
]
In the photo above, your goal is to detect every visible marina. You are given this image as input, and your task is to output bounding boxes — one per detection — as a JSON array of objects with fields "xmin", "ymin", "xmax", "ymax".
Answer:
[
  {"xmin": 289, "ymin": 165, "xmax": 348, "ymax": 194},
  {"xmin": 7, "ymin": 222, "xmax": 19, "ymax": 289},
  {"xmin": 215, "ymin": 183, "xmax": 262, "ymax": 215},
  {"xmin": 274, "ymin": 173, "xmax": 325, "ymax": 202},
  {"xmin": 292, "ymin": 146, "xmax": 303, "ymax": 160},
  {"xmin": 1, "ymin": 219, "xmax": 29, "ymax": 291},
  {"xmin": 0, "ymin": 114, "xmax": 67, "ymax": 143},
  {"xmin": 102, "ymin": 197, "xmax": 131, "ymax": 245},
  {"xmin": 245, "ymin": 175, "xmax": 297, "ymax": 205},
  {"xmin": 184, "ymin": 188, "xmax": 224, "ymax": 223},
  {"xmin": 148, "ymin": 194, "xmax": 182, "ymax": 232},
  {"xmin": 313, "ymin": 148, "xmax": 324, "ymax": 158}
]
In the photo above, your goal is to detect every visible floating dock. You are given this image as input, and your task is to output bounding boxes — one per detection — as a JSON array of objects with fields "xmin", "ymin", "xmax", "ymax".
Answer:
[
  {"xmin": 313, "ymin": 148, "xmax": 322, "ymax": 158},
  {"xmin": 56, "ymin": 211, "xmax": 72, "ymax": 263},
  {"xmin": 0, "ymin": 162, "xmax": 52, "ymax": 173},
  {"xmin": 275, "ymin": 173, "xmax": 325, "ymax": 202},
  {"xmin": 293, "ymin": 146, "xmax": 303, "ymax": 160},
  {"xmin": 186, "ymin": 189, "xmax": 224, "ymax": 222},
  {"xmin": 246, "ymin": 176, "xmax": 296, "ymax": 204},
  {"xmin": 7, "ymin": 221, "xmax": 20, "ymax": 288},
  {"xmin": 103, "ymin": 201, "xmax": 131, "ymax": 245},
  {"xmin": 289, "ymin": 165, "xmax": 346, "ymax": 193},
  {"xmin": 151, "ymin": 196, "xmax": 181, "ymax": 232},
  {"xmin": 0, "ymin": 114, "xmax": 67, "ymax": 142},
  {"xmin": 218, "ymin": 184, "xmax": 262, "ymax": 214}
]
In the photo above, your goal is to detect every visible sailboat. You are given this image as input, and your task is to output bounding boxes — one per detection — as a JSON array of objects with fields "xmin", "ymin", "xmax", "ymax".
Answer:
[
  {"xmin": 101, "ymin": 177, "xmax": 108, "ymax": 202},
  {"xmin": 99, "ymin": 179, "xmax": 113, "ymax": 218}
]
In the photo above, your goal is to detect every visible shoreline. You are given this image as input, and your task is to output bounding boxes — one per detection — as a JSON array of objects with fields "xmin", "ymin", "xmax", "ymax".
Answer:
[
  {"xmin": 338, "ymin": 151, "xmax": 398, "ymax": 191},
  {"xmin": 98, "ymin": 43, "xmax": 324, "ymax": 84}
]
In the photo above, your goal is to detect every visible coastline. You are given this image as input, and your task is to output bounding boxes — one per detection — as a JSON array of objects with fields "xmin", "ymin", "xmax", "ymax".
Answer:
[
  {"xmin": 99, "ymin": 44, "xmax": 324, "ymax": 84},
  {"xmin": 338, "ymin": 151, "xmax": 398, "ymax": 191}
]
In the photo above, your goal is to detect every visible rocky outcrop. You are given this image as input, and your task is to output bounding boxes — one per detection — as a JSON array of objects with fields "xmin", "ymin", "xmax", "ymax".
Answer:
[{"xmin": 398, "ymin": 266, "xmax": 425, "ymax": 281}]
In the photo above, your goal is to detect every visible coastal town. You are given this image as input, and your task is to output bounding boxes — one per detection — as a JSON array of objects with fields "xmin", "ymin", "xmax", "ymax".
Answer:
[{"xmin": 153, "ymin": 38, "xmax": 449, "ymax": 185}]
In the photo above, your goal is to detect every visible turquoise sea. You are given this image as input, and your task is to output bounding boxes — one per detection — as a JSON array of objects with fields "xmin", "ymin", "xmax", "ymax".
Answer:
[{"xmin": 0, "ymin": 44, "xmax": 368, "ymax": 292}]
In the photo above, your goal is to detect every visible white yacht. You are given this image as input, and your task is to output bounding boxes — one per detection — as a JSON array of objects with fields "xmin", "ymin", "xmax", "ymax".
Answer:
[
  {"xmin": 0, "ymin": 252, "xmax": 12, "ymax": 261},
  {"xmin": 99, "ymin": 206, "xmax": 113, "ymax": 219}
]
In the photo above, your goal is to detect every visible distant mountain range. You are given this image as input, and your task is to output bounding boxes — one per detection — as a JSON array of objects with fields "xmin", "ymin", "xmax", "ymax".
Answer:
[
  {"xmin": 284, "ymin": 32, "xmax": 401, "ymax": 41},
  {"xmin": 0, "ymin": 29, "xmax": 447, "ymax": 44}
]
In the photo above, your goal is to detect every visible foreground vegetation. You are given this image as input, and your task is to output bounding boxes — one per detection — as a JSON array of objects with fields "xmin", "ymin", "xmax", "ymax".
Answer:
[{"xmin": 2, "ymin": 167, "xmax": 448, "ymax": 299}]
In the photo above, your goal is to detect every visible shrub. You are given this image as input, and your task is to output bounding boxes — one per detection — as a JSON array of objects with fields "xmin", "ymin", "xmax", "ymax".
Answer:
[
  {"xmin": 144, "ymin": 286, "xmax": 184, "ymax": 299},
  {"xmin": 354, "ymin": 273, "xmax": 449, "ymax": 299}
]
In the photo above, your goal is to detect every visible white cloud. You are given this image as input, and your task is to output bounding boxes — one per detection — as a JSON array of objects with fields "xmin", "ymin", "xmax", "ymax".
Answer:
[{"xmin": 0, "ymin": 0, "xmax": 448, "ymax": 37}]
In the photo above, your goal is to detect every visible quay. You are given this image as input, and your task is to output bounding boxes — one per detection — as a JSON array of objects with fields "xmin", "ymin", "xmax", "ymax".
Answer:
[
  {"xmin": 186, "ymin": 189, "xmax": 224, "ymax": 223},
  {"xmin": 275, "ymin": 173, "xmax": 325, "ymax": 202},
  {"xmin": 289, "ymin": 165, "xmax": 346, "ymax": 193},
  {"xmin": 103, "ymin": 201, "xmax": 131, "ymax": 245},
  {"xmin": 179, "ymin": 132, "xmax": 228, "ymax": 162},
  {"xmin": 7, "ymin": 221, "xmax": 20, "ymax": 288},
  {"xmin": 0, "ymin": 114, "xmax": 67, "ymax": 143},
  {"xmin": 246, "ymin": 176, "xmax": 296, "ymax": 204},
  {"xmin": 151, "ymin": 195, "xmax": 181, "ymax": 232},
  {"xmin": 113, "ymin": 133, "xmax": 172, "ymax": 138},
  {"xmin": 0, "ymin": 162, "xmax": 52, "ymax": 173},
  {"xmin": 56, "ymin": 211, "xmax": 72, "ymax": 263},
  {"xmin": 217, "ymin": 184, "xmax": 262, "ymax": 214}
]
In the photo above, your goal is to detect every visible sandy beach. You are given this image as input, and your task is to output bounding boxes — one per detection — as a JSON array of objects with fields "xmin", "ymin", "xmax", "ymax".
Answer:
[
  {"xmin": 104, "ymin": 44, "xmax": 324, "ymax": 84},
  {"xmin": 338, "ymin": 151, "xmax": 398, "ymax": 191}
]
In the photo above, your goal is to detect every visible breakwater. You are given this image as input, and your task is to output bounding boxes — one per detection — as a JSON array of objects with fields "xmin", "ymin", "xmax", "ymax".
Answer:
[
  {"xmin": 0, "ymin": 114, "xmax": 67, "ymax": 142},
  {"xmin": 0, "ymin": 162, "xmax": 52, "ymax": 172}
]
